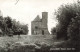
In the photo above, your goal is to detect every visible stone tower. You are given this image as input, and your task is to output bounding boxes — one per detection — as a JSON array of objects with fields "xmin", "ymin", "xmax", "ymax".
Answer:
[
  {"xmin": 42, "ymin": 12, "xmax": 48, "ymax": 28},
  {"xmin": 31, "ymin": 12, "xmax": 50, "ymax": 35}
]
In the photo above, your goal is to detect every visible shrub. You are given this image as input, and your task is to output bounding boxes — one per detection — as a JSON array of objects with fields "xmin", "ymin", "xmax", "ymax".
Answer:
[{"xmin": 35, "ymin": 42, "xmax": 51, "ymax": 52}]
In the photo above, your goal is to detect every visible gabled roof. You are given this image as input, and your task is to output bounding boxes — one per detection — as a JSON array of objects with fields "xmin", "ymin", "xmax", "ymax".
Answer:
[{"xmin": 33, "ymin": 15, "xmax": 41, "ymax": 22}]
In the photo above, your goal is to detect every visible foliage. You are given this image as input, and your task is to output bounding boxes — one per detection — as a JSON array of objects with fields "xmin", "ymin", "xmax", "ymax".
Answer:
[
  {"xmin": 67, "ymin": 15, "xmax": 80, "ymax": 51},
  {"xmin": 54, "ymin": 1, "xmax": 80, "ymax": 39},
  {"xmin": 54, "ymin": 1, "xmax": 80, "ymax": 51},
  {"xmin": 35, "ymin": 42, "xmax": 51, "ymax": 52},
  {"xmin": 67, "ymin": 15, "xmax": 80, "ymax": 41},
  {"xmin": 0, "ymin": 15, "xmax": 28, "ymax": 36},
  {"xmin": 51, "ymin": 27, "xmax": 56, "ymax": 35}
]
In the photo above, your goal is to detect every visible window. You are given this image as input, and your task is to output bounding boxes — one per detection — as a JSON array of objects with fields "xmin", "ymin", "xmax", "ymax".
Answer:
[
  {"xmin": 35, "ymin": 26, "xmax": 38, "ymax": 29},
  {"xmin": 42, "ymin": 30, "xmax": 44, "ymax": 35}
]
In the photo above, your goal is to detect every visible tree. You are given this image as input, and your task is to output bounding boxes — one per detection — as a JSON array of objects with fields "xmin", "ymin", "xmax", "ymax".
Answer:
[
  {"xmin": 51, "ymin": 27, "xmax": 56, "ymax": 35},
  {"xmin": 4, "ymin": 16, "xmax": 12, "ymax": 28},
  {"xmin": 54, "ymin": 1, "xmax": 80, "ymax": 51},
  {"xmin": 67, "ymin": 14, "xmax": 80, "ymax": 51},
  {"xmin": 55, "ymin": 1, "xmax": 80, "ymax": 39},
  {"xmin": 3, "ymin": 16, "xmax": 13, "ymax": 35},
  {"xmin": 67, "ymin": 15, "xmax": 80, "ymax": 40},
  {"xmin": 0, "ymin": 11, "xmax": 29, "ymax": 36},
  {"xmin": 21, "ymin": 24, "xmax": 28, "ymax": 35},
  {"xmin": 0, "ymin": 16, "xmax": 4, "ymax": 35}
]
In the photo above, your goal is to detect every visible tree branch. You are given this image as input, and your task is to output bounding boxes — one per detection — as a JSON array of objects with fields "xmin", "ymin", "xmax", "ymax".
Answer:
[{"xmin": 15, "ymin": 0, "xmax": 19, "ymax": 5}]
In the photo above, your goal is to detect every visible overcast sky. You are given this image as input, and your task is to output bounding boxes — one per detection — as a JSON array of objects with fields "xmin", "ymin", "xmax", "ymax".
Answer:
[{"xmin": 0, "ymin": 0, "xmax": 76, "ymax": 34}]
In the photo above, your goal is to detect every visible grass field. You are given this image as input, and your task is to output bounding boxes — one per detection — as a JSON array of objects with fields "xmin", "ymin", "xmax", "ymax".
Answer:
[{"xmin": 0, "ymin": 35, "xmax": 64, "ymax": 48}]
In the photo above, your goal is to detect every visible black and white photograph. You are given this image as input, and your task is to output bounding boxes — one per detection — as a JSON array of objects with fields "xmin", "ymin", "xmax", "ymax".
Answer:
[{"xmin": 0, "ymin": 0, "xmax": 80, "ymax": 52}]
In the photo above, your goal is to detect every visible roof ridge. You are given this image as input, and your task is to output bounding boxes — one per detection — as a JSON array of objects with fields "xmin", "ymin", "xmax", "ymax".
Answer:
[{"xmin": 33, "ymin": 15, "xmax": 41, "ymax": 21}]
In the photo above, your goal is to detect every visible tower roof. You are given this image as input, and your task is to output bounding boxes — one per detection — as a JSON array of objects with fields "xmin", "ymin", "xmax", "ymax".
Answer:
[{"xmin": 33, "ymin": 15, "xmax": 41, "ymax": 22}]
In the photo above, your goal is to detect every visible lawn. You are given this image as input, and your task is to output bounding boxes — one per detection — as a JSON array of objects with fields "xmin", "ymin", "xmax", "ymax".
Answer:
[{"xmin": 0, "ymin": 35, "xmax": 57, "ymax": 48}]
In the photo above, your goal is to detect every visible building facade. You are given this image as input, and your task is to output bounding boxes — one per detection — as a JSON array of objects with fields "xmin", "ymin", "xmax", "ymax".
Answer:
[{"xmin": 31, "ymin": 12, "xmax": 50, "ymax": 35}]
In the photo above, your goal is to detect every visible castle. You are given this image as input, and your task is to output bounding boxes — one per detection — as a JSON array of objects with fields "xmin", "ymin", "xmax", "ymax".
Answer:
[{"xmin": 31, "ymin": 12, "xmax": 50, "ymax": 35}]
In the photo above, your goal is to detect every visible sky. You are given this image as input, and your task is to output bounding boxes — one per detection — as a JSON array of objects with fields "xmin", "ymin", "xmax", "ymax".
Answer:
[{"xmin": 0, "ymin": 0, "xmax": 76, "ymax": 35}]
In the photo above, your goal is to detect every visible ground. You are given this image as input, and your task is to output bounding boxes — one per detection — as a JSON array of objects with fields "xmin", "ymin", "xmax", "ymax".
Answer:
[{"xmin": 0, "ymin": 35, "xmax": 63, "ymax": 48}]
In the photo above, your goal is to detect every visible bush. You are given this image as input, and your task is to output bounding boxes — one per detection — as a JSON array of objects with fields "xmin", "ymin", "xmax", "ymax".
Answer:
[
  {"xmin": 9, "ymin": 42, "xmax": 36, "ymax": 52},
  {"xmin": 35, "ymin": 42, "xmax": 51, "ymax": 52}
]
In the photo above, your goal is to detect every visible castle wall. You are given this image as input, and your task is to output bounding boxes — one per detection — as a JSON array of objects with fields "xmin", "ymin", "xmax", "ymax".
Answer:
[
  {"xmin": 41, "ymin": 28, "xmax": 50, "ymax": 35},
  {"xmin": 42, "ymin": 12, "xmax": 48, "ymax": 28},
  {"xmin": 31, "ymin": 12, "xmax": 50, "ymax": 35},
  {"xmin": 31, "ymin": 21, "xmax": 42, "ymax": 35}
]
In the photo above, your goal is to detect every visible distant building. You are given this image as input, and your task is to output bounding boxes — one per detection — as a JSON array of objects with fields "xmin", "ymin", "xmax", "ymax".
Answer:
[{"xmin": 31, "ymin": 12, "xmax": 50, "ymax": 35}]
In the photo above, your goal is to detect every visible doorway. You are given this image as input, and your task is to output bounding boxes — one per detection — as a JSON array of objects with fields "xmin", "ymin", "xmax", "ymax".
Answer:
[{"xmin": 42, "ymin": 30, "xmax": 44, "ymax": 35}]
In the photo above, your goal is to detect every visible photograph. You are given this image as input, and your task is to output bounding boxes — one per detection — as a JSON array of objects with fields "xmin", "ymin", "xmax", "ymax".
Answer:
[{"xmin": 0, "ymin": 0, "xmax": 80, "ymax": 52}]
